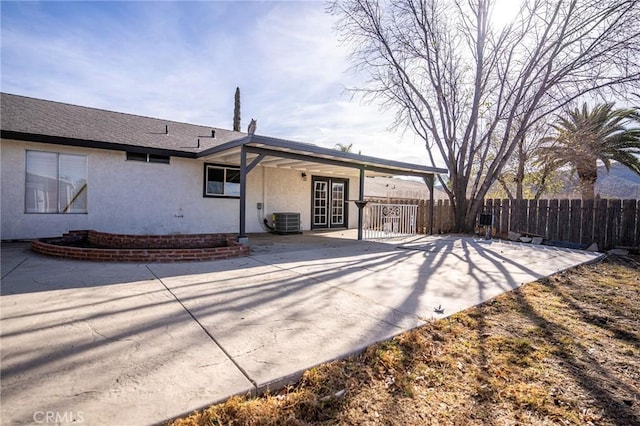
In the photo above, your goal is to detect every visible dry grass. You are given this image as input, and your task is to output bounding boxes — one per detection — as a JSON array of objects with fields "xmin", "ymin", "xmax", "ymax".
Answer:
[{"xmin": 170, "ymin": 254, "xmax": 640, "ymax": 426}]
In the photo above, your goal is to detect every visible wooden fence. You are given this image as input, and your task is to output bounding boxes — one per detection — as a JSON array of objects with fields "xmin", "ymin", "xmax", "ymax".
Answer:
[{"xmin": 367, "ymin": 197, "xmax": 640, "ymax": 249}]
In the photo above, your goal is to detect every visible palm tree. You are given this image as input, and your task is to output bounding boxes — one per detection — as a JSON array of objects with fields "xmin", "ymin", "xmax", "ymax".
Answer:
[
  {"xmin": 233, "ymin": 87, "xmax": 241, "ymax": 132},
  {"xmin": 542, "ymin": 103, "xmax": 640, "ymax": 199}
]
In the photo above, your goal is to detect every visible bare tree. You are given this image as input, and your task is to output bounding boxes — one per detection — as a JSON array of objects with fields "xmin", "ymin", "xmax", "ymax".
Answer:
[
  {"xmin": 330, "ymin": 0, "xmax": 640, "ymax": 231},
  {"xmin": 492, "ymin": 120, "xmax": 561, "ymax": 201}
]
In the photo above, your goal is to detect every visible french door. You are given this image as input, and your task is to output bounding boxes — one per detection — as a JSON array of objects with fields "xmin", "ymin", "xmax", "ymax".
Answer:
[{"xmin": 312, "ymin": 177, "xmax": 348, "ymax": 229}]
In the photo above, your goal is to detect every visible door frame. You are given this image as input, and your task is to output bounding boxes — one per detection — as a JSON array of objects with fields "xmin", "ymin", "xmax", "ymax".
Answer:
[{"xmin": 311, "ymin": 176, "xmax": 349, "ymax": 229}]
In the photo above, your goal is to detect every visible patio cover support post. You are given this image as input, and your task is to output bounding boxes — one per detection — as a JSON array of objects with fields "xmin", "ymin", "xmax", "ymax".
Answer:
[
  {"xmin": 425, "ymin": 174, "xmax": 434, "ymax": 235},
  {"xmin": 238, "ymin": 150, "xmax": 266, "ymax": 241},
  {"xmin": 358, "ymin": 167, "xmax": 365, "ymax": 240},
  {"xmin": 239, "ymin": 145, "xmax": 247, "ymax": 239}
]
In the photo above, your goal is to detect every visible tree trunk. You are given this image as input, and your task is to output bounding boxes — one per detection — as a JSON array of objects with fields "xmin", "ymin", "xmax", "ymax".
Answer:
[
  {"xmin": 515, "ymin": 165, "xmax": 524, "ymax": 200},
  {"xmin": 577, "ymin": 161, "xmax": 598, "ymax": 199},
  {"xmin": 233, "ymin": 87, "xmax": 241, "ymax": 132},
  {"xmin": 465, "ymin": 196, "xmax": 486, "ymax": 232},
  {"xmin": 453, "ymin": 197, "xmax": 468, "ymax": 233},
  {"xmin": 450, "ymin": 177, "xmax": 470, "ymax": 233},
  {"xmin": 449, "ymin": 177, "xmax": 486, "ymax": 233},
  {"xmin": 515, "ymin": 158, "xmax": 525, "ymax": 201},
  {"xmin": 579, "ymin": 179, "xmax": 596, "ymax": 199},
  {"xmin": 515, "ymin": 138, "xmax": 526, "ymax": 200}
]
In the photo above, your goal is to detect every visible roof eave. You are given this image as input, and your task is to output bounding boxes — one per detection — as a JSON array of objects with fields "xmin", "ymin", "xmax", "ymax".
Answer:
[
  {"xmin": 0, "ymin": 130, "xmax": 198, "ymax": 158},
  {"xmin": 1, "ymin": 129, "xmax": 449, "ymax": 177}
]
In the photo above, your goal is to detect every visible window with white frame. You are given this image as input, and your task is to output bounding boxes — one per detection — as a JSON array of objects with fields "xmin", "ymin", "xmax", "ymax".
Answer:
[
  {"xmin": 25, "ymin": 150, "xmax": 88, "ymax": 213},
  {"xmin": 204, "ymin": 164, "xmax": 241, "ymax": 197}
]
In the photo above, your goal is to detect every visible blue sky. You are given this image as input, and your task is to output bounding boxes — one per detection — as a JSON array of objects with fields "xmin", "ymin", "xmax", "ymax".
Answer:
[{"xmin": 1, "ymin": 0, "xmax": 438, "ymax": 166}]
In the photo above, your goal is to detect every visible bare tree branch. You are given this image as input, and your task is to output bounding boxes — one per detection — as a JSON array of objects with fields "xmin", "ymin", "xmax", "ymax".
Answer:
[{"xmin": 330, "ymin": 0, "xmax": 640, "ymax": 230}]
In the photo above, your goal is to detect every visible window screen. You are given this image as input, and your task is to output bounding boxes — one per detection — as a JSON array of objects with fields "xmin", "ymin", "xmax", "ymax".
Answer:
[{"xmin": 25, "ymin": 151, "xmax": 87, "ymax": 213}]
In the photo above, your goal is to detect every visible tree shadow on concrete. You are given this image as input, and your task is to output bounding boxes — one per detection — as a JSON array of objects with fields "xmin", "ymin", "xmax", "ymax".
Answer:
[{"xmin": 0, "ymin": 234, "xmax": 606, "ymax": 425}]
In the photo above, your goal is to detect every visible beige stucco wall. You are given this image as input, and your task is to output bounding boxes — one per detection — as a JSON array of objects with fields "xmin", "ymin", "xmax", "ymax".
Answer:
[
  {"xmin": 261, "ymin": 167, "xmax": 311, "ymax": 229},
  {"xmin": 251, "ymin": 167, "xmax": 358, "ymax": 232},
  {"xmin": 1, "ymin": 139, "xmax": 358, "ymax": 240}
]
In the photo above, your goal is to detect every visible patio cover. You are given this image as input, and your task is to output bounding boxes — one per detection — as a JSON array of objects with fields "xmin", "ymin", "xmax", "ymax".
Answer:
[{"xmin": 198, "ymin": 134, "xmax": 448, "ymax": 239}]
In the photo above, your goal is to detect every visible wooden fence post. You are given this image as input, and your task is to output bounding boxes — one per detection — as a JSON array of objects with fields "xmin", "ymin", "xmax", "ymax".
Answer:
[
  {"xmin": 594, "ymin": 198, "xmax": 608, "ymax": 249},
  {"xmin": 501, "ymin": 199, "xmax": 510, "ymax": 234},
  {"xmin": 519, "ymin": 199, "xmax": 528, "ymax": 232},
  {"xmin": 425, "ymin": 199, "xmax": 431, "ymax": 235},
  {"xmin": 527, "ymin": 199, "xmax": 538, "ymax": 234},
  {"xmin": 492, "ymin": 199, "xmax": 502, "ymax": 235},
  {"xmin": 417, "ymin": 199, "xmax": 425, "ymax": 234},
  {"xmin": 509, "ymin": 199, "xmax": 517, "ymax": 232},
  {"xmin": 509, "ymin": 199, "xmax": 516, "ymax": 232},
  {"xmin": 581, "ymin": 199, "xmax": 595, "ymax": 245},
  {"xmin": 569, "ymin": 199, "xmax": 582, "ymax": 243},
  {"xmin": 444, "ymin": 200, "xmax": 453, "ymax": 233},
  {"xmin": 548, "ymin": 199, "xmax": 559, "ymax": 240},
  {"xmin": 426, "ymin": 199, "xmax": 432, "ymax": 234},
  {"xmin": 536, "ymin": 199, "xmax": 548, "ymax": 237},
  {"xmin": 620, "ymin": 199, "xmax": 637, "ymax": 247},
  {"xmin": 484, "ymin": 199, "xmax": 493, "ymax": 234},
  {"xmin": 557, "ymin": 199, "xmax": 570, "ymax": 241},
  {"xmin": 636, "ymin": 200, "xmax": 640, "ymax": 248},
  {"xmin": 607, "ymin": 199, "xmax": 622, "ymax": 248}
]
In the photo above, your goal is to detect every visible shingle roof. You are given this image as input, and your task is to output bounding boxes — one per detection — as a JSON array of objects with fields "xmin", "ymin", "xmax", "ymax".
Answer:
[
  {"xmin": 1, "ymin": 92, "xmax": 448, "ymax": 177},
  {"xmin": 0, "ymin": 92, "xmax": 245, "ymax": 156}
]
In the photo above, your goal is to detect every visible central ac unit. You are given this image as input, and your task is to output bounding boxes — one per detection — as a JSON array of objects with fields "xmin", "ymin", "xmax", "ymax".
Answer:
[{"xmin": 272, "ymin": 212, "xmax": 301, "ymax": 234}]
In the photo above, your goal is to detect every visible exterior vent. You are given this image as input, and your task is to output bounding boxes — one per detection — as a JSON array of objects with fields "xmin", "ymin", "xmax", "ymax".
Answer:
[{"xmin": 272, "ymin": 212, "xmax": 301, "ymax": 234}]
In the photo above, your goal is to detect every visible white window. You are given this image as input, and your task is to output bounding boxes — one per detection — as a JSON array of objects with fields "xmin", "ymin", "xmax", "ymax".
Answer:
[
  {"xmin": 204, "ymin": 164, "xmax": 240, "ymax": 197},
  {"xmin": 25, "ymin": 150, "xmax": 88, "ymax": 213}
]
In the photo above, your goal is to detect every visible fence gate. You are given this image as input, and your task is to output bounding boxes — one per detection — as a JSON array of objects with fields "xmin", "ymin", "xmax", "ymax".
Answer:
[{"xmin": 363, "ymin": 203, "xmax": 418, "ymax": 240}]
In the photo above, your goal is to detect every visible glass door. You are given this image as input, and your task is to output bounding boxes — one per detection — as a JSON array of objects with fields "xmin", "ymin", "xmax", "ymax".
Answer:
[
  {"xmin": 331, "ymin": 181, "xmax": 345, "ymax": 227},
  {"xmin": 312, "ymin": 177, "xmax": 348, "ymax": 229},
  {"xmin": 313, "ymin": 180, "xmax": 328, "ymax": 227}
]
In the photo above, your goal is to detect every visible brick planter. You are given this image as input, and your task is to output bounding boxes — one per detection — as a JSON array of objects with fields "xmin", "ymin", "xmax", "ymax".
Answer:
[{"xmin": 31, "ymin": 230, "xmax": 250, "ymax": 262}]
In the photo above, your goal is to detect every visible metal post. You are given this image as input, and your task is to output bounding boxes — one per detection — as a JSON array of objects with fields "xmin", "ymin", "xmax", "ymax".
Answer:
[
  {"xmin": 426, "ymin": 174, "xmax": 434, "ymax": 235},
  {"xmin": 239, "ymin": 145, "xmax": 247, "ymax": 239},
  {"xmin": 358, "ymin": 167, "xmax": 365, "ymax": 240}
]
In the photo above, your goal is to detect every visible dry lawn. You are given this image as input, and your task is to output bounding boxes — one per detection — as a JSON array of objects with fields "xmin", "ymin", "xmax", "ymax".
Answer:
[{"xmin": 171, "ymin": 254, "xmax": 640, "ymax": 426}]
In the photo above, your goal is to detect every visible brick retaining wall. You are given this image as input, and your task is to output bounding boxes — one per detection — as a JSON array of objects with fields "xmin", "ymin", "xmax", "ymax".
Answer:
[
  {"xmin": 31, "ymin": 230, "xmax": 250, "ymax": 262},
  {"xmin": 86, "ymin": 230, "xmax": 229, "ymax": 249}
]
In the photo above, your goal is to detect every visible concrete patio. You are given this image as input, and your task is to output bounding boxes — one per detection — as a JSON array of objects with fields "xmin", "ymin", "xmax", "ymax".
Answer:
[{"xmin": 0, "ymin": 232, "xmax": 601, "ymax": 425}]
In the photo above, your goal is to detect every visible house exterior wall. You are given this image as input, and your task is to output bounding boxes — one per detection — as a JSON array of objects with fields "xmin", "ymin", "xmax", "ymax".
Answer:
[
  {"xmin": 1, "ymin": 139, "xmax": 358, "ymax": 240},
  {"xmin": 1, "ymin": 139, "xmax": 241, "ymax": 239},
  {"xmin": 260, "ymin": 167, "xmax": 311, "ymax": 230}
]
